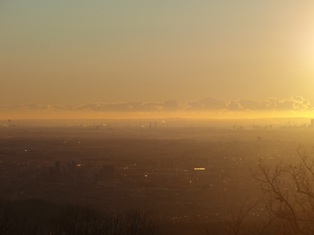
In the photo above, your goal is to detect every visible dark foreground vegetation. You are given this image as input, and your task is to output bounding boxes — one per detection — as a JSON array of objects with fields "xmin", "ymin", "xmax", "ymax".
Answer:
[{"xmin": 0, "ymin": 199, "xmax": 158, "ymax": 235}]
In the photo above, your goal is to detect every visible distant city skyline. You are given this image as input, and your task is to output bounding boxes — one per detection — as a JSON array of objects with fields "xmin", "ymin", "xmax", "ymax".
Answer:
[
  {"xmin": 1, "ymin": 1, "xmax": 314, "ymax": 118},
  {"xmin": 0, "ymin": 96, "xmax": 313, "ymax": 120}
]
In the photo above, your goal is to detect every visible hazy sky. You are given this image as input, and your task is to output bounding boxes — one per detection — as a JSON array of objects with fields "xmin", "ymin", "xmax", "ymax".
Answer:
[{"xmin": 1, "ymin": 1, "xmax": 314, "ymax": 106}]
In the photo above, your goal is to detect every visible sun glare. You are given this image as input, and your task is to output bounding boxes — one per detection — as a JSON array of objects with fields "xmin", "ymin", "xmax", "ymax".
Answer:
[{"xmin": 295, "ymin": 27, "xmax": 314, "ymax": 71}]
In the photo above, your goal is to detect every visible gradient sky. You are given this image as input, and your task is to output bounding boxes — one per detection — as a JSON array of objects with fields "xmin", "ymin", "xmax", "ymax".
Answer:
[{"xmin": 1, "ymin": 1, "xmax": 314, "ymax": 106}]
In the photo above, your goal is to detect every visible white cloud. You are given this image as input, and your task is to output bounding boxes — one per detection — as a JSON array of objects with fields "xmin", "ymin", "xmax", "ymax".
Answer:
[{"xmin": 186, "ymin": 98, "xmax": 226, "ymax": 110}]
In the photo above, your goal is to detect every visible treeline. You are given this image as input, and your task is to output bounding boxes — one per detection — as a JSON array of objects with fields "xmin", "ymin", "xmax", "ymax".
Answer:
[{"xmin": 0, "ymin": 199, "xmax": 158, "ymax": 235}]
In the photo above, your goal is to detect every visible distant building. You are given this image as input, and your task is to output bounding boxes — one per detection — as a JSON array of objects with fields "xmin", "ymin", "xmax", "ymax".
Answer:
[{"xmin": 311, "ymin": 119, "xmax": 314, "ymax": 128}]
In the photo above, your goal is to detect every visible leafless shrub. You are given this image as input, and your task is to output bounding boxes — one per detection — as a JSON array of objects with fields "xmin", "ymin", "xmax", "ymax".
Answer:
[
  {"xmin": 228, "ymin": 199, "xmax": 258, "ymax": 235},
  {"xmin": 252, "ymin": 146, "xmax": 314, "ymax": 235}
]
